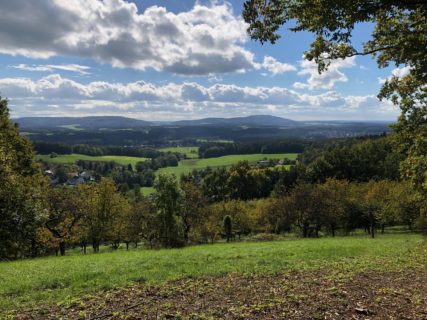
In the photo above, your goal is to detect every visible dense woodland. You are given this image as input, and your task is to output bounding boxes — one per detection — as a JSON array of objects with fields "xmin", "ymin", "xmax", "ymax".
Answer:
[{"xmin": 1, "ymin": 97, "xmax": 425, "ymax": 260}]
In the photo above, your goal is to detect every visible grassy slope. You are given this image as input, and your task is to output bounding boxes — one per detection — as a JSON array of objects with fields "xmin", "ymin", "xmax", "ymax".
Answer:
[
  {"xmin": 0, "ymin": 234, "xmax": 425, "ymax": 312},
  {"xmin": 158, "ymin": 146, "xmax": 199, "ymax": 159},
  {"xmin": 157, "ymin": 153, "xmax": 298, "ymax": 177},
  {"xmin": 36, "ymin": 154, "xmax": 148, "ymax": 167}
]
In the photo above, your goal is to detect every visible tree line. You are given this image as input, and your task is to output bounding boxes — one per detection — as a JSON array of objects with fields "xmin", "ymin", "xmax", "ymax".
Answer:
[
  {"xmin": 33, "ymin": 141, "xmax": 166, "ymax": 158},
  {"xmin": 198, "ymin": 140, "xmax": 305, "ymax": 158}
]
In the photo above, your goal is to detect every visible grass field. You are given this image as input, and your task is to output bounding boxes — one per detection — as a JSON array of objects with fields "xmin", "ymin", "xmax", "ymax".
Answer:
[
  {"xmin": 141, "ymin": 186, "xmax": 155, "ymax": 196},
  {"xmin": 1, "ymin": 234, "xmax": 425, "ymax": 314},
  {"xmin": 159, "ymin": 146, "xmax": 199, "ymax": 158},
  {"xmin": 57, "ymin": 124, "xmax": 83, "ymax": 131},
  {"xmin": 36, "ymin": 154, "xmax": 149, "ymax": 167},
  {"xmin": 157, "ymin": 153, "xmax": 298, "ymax": 177}
]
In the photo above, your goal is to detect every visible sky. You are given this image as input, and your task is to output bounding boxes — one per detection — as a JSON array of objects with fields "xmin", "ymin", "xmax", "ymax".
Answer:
[{"xmin": 0, "ymin": 0, "xmax": 405, "ymax": 121}]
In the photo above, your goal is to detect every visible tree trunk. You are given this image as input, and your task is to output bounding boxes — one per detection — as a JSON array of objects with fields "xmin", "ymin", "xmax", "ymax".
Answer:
[
  {"xmin": 331, "ymin": 225, "xmax": 335, "ymax": 237},
  {"xmin": 93, "ymin": 241, "xmax": 100, "ymax": 253},
  {"xmin": 302, "ymin": 224, "xmax": 309, "ymax": 238},
  {"xmin": 183, "ymin": 225, "xmax": 190, "ymax": 244},
  {"xmin": 59, "ymin": 241, "xmax": 66, "ymax": 256},
  {"xmin": 381, "ymin": 224, "xmax": 385, "ymax": 234},
  {"xmin": 126, "ymin": 242, "xmax": 129, "ymax": 251}
]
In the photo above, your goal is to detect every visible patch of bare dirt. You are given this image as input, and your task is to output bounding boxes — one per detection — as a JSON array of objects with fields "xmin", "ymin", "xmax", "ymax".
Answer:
[{"xmin": 14, "ymin": 269, "xmax": 427, "ymax": 320}]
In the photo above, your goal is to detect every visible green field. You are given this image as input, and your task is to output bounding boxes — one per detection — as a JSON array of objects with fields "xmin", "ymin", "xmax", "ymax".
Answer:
[
  {"xmin": 57, "ymin": 124, "xmax": 83, "ymax": 131},
  {"xmin": 36, "ymin": 154, "xmax": 148, "ymax": 167},
  {"xmin": 157, "ymin": 153, "xmax": 298, "ymax": 177},
  {"xmin": 141, "ymin": 186, "xmax": 155, "ymax": 196},
  {"xmin": 0, "ymin": 234, "xmax": 425, "ymax": 313},
  {"xmin": 159, "ymin": 146, "xmax": 199, "ymax": 158}
]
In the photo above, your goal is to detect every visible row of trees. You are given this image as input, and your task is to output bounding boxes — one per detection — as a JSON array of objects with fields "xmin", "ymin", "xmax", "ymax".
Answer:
[
  {"xmin": 33, "ymin": 141, "xmax": 164, "ymax": 158},
  {"xmin": 34, "ymin": 174, "xmax": 423, "ymax": 257},
  {"xmin": 199, "ymin": 140, "xmax": 305, "ymax": 158}
]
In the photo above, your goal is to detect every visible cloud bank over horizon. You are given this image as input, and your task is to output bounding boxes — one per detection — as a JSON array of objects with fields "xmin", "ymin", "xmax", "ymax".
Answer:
[
  {"xmin": 1, "ymin": 74, "xmax": 397, "ymax": 121},
  {"xmin": 0, "ymin": 0, "xmax": 399, "ymax": 121}
]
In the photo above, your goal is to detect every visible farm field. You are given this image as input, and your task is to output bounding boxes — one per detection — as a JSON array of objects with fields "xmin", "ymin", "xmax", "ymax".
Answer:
[
  {"xmin": 2, "ymin": 234, "xmax": 426, "ymax": 318},
  {"xmin": 159, "ymin": 146, "xmax": 199, "ymax": 158},
  {"xmin": 36, "ymin": 153, "xmax": 148, "ymax": 167},
  {"xmin": 157, "ymin": 153, "xmax": 298, "ymax": 177}
]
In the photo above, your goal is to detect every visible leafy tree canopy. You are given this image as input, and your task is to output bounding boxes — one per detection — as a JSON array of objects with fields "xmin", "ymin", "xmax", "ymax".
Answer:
[{"xmin": 243, "ymin": 0, "xmax": 427, "ymax": 197}]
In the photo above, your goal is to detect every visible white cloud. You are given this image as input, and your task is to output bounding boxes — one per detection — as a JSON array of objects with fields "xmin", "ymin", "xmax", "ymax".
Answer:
[
  {"xmin": 261, "ymin": 56, "xmax": 296, "ymax": 75},
  {"xmin": 0, "ymin": 74, "xmax": 398, "ymax": 120},
  {"xmin": 11, "ymin": 64, "xmax": 91, "ymax": 75},
  {"xmin": 378, "ymin": 66, "xmax": 411, "ymax": 84},
  {"xmin": 0, "ymin": 0, "xmax": 254, "ymax": 75},
  {"xmin": 293, "ymin": 57, "xmax": 356, "ymax": 90}
]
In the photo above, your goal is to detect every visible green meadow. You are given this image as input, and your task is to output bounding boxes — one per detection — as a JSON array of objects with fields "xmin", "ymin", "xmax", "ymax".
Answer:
[
  {"xmin": 0, "ymin": 234, "xmax": 425, "ymax": 313},
  {"xmin": 156, "ymin": 153, "xmax": 298, "ymax": 177},
  {"xmin": 159, "ymin": 146, "xmax": 199, "ymax": 158},
  {"xmin": 36, "ymin": 154, "xmax": 148, "ymax": 167}
]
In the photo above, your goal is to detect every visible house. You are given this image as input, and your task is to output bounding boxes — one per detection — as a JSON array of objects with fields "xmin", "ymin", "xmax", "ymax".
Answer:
[
  {"xmin": 66, "ymin": 176, "xmax": 85, "ymax": 186},
  {"xmin": 80, "ymin": 171, "xmax": 94, "ymax": 181},
  {"xmin": 44, "ymin": 169, "xmax": 54, "ymax": 177}
]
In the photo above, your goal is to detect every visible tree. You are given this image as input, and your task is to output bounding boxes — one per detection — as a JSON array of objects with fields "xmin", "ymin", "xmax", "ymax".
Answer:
[
  {"xmin": 45, "ymin": 186, "xmax": 85, "ymax": 256},
  {"xmin": 83, "ymin": 178, "xmax": 128, "ymax": 252},
  {"xmin": 223, "ymin": 215, "xmax": 233, "ymax": 242},
  {"xmin": 318, "ymin": 179, "xmax": 349, "ymax": 237},
  {"xmin": 285, "ymin": 183, "xmax": 322, "ymax": 237},
  {"xmin": 243, "ymin": 0, "xmax": 427, "ymax": 215},
  {"xmin": 180, "ymin": 178, "xmax": 207, "ymax": 244},
  {"xmin": 0, "ymin": 97, "xmax": 49, "ymax": 259},
  {"xmin": 153, "ymin": 174, "xmax": 183, "ymax": 247},
  {"xmin": 203, "ymin": 167, "xmax": 229, "ymax": 202}
]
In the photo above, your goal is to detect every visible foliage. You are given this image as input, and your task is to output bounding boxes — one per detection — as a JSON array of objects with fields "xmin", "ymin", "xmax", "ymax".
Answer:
[
  {"xmin": 153, "ymin": 175, "xmax": 183, "ymax": 247},
  {"xmin": 0, "ymin": 97, "xmax": 49, "ymax": 259},
  {"xmin": 242, "ymin": 0, "xmax": 427, "ymax": 221}
]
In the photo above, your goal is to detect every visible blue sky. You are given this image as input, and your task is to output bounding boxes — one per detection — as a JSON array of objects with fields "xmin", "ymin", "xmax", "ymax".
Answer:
[{"xmin": 0, "ymin": 0, "xmax": 402, "ymax": 121}]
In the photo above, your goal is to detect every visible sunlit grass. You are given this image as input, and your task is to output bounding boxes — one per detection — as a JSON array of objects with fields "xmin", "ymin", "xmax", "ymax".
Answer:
[
  {"xmin": 0, "ymin": 234, "xmax": 425, "ymax": 313},
  {"xmin": 157, "ymin": 153, "xmax": 298, "ymax": 177},
  {"xmin": 158, "ymin": 146, "xmax": 199, "ymax": 158},
  {"xmin": 36, "ymin": 154, "xmax": 149, "ymax": 167}
]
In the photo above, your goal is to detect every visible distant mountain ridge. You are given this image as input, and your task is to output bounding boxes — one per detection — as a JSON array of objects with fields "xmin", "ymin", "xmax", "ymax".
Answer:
[
  {"xmin": 15, "ymin": 115, "xmax": 302, "ymax": 130},
  {"xmin": 15, "ymin": 116, "xmax": 151, "ymax": 130}
]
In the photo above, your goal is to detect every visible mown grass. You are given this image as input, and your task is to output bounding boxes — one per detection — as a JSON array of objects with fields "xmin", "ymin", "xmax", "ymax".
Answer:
[
  {"xmin": 0, "ymin": 234, "xmax": 425, "ymax": 313},
  {"xmin": 36, "ymin": 154, "xmax": 148, "ymax": 167},
  {"xmin": 159, "ymin": 146, "xmax": 199, "ymax": 158},
  {"xmin": 157, "ymin": 153, "xmax": 298, "ymax": 177}
]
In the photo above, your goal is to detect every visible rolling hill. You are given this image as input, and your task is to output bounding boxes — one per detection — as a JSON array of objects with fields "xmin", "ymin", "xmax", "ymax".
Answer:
[{"xmin": 15, "ymin": 115, "xmax": 302, "ymax": 130}]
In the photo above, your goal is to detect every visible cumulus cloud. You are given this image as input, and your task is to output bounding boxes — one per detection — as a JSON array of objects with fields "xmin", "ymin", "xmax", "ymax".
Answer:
[
  {"xmin": 11, "ymin": 64, "xmax": 91, "ymax": 75},
  {"xmin": 0, "ymin": 0, "xmax": 254, "ymax": 75},
  {"xmin": 293, "ymin": 57, "xmax": 356, "ymax": 90},
  {"xmin": 378, "ymin": 66, "xmax": 411, "ymax": 84},
  {"xmin": 0, "ymin": 74, "xmax": 398, "ymax": 120},
  {"xmin": 261, "ymin": 56, "xmax": 296, "ymax": 75}
]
